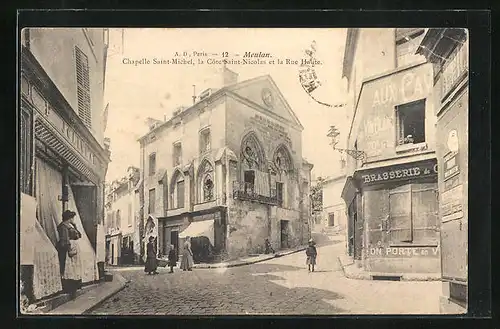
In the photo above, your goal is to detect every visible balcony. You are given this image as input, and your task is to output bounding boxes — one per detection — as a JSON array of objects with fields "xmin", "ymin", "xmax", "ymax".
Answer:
[{"xmin": 232, "ymin": 181, "xmax": 282, "ymax": 206}]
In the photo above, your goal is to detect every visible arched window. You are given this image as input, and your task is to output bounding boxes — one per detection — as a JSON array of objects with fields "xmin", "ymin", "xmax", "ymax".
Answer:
[
  {"xmin": 198, "ymin": 160, "xmax": 215, "ymax": 203},
  {"xmin": 272, "ymin": 145, "xmax": 294, "ymax": 206},
  {"xmin": 273, "ymin": 145, "xmax": 293, "ymax": 174},
  {"xmin": 170, "ymin": 170, "xmax": 185, "ymax": 209}
]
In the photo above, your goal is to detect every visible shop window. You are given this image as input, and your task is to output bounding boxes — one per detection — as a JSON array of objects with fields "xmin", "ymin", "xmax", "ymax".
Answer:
[
  {"xmin": 149, "ymin": 153, "xmax": 156, "ymax": 176},
  {"xmin": 396, "ymin": 100, "xmax": 426, "ymax": 146},
  {"xmin": 388, "ymin": 182, "xmax": 438, "ymax": 245},
  {"xmin": 395, "ymin": 28, "xmax": 426, "ymax": 68},
  {"xmin": 173, "ymin": 142, "xmax": 182, "ymax": 167},
  {"xmin": 328, "ymin": 213, "xmax": 335, "ymax": 226},
  {"xmin": 148, "ymin": 188, "xmax": 155, "ymax": 214},
  {"xmin": 75, "ymin": 46, "xmax": 92, "ymax": 128},
  {"xmin": 199, "ymin": 128, "xmax": 211, "ymax": 154}
]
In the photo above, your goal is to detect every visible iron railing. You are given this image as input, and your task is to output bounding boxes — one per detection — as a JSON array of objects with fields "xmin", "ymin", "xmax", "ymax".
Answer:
[{"xmin": 232, "ymin": 181, "xmax": 282, "ymax": 206}]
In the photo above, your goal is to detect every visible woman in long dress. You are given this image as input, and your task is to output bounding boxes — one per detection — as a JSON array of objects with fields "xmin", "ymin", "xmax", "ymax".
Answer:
[
  {"xmin": 180, "ymin": 236, "xmax": 194, "ymax": 271},
  {"xmin": 144, "ymin": 236, "xmax": 159, "ymax": 275},
  {"xmin": 57, "ymin": 210, "xmax": 83, "ymax": 299}
]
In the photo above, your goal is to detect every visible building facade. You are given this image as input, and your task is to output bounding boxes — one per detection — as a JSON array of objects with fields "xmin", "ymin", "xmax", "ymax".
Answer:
[
  {"xmin": 138, "ymin": 68, "xmax": 313, "ymax": 262},
  {"xmin": 417, "ymin": 28, "xmax": 468, "ymax": 313},
  {"xmin": 320, "ymin": 175, "xmax": 348, "ymax": 233},
  {"xmin": 20, "ymin": 28, "xmax": 110, "ymax": 302},
  {"xmin": 340, "ymin": 28, "xmax": 441, "ymax": 278},
  {"xmin": 105, "ymin": 167, "xmax": 141, "ymax": 265}
]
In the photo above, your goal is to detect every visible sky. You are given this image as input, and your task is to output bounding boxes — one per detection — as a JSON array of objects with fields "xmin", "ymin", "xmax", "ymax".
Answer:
[{"xmin": 103, "ymin": 28, "xmax": 349, "ymax": 183}]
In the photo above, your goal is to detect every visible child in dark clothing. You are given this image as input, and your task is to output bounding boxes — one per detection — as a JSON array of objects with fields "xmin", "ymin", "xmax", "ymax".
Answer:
[
  {"xmin": 306, "ymin": 239, "xmax": 317, "ymax": 272},
  {"xmin": 168, "ymin": 245, "xmax": 178, "ymax": 273}
]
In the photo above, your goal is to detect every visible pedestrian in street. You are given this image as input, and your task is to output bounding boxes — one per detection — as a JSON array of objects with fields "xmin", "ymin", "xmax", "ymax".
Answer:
[
  {"xmin": 180, "ymin": 236, "xmax": 194, "ymax": 271},
  {"xmin": 264, "ymin": 238, "xmax": 275, "ymax": 254},
  {"xmin": 306, "ymin": 238, "xmax": 317, "ymax": 272},
  {"xmin": 56, "ymin": 209, "xmax": 83, "ymax": 300},
  {"xmin": 144, "ymin": 236, "xmax": 159, "ymax": 275},
  {"xmin": 167, "ymin": 244, "xmax": 178, "ymax": 273}
]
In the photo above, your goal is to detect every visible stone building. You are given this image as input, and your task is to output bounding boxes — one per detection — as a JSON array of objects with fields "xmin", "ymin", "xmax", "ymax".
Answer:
[
  {"xmin": 105, "ymin": 166, "xmax": 141, "ymax": 265},
  {"xmin": 416, "ymin": 28, "xmax": 468, "ymax": 313},
  {"xmin": 320, "ymin": 174, "xmax": 348, "ymax": 234},
  {"xmin": 19, "ymin": 28, "xmax": 110, "ymax": 302},
  {"xmin": 138, "ymin": 67, "xmax": 313, "ymax": 261},
  {"xmin": 340, "ymin": 28, "xmax": 441, "ymax": 278}
]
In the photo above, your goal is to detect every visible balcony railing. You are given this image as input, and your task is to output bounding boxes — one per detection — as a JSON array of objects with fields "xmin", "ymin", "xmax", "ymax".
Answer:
[{"xmin": 232, "ymin": 181, "xmax": 282, "ymax": 206}]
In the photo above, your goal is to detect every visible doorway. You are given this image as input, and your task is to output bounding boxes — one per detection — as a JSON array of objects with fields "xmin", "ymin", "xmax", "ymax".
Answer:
[
  {"xmin": 111, "ymin": 243, "xmax": 115, "ymax": 265},
  {"xmin": 171, "ymin": 230, "xmax": 179, "ymax": 253},
  {"xmin": 280, "ymin": 220, "xmax": 290, "ymax": 249}
]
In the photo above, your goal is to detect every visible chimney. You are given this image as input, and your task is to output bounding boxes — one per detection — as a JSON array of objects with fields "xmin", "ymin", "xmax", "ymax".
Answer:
[{"xmin": 192, "ymin": 85, "xmax": 197, "ymax": 104}]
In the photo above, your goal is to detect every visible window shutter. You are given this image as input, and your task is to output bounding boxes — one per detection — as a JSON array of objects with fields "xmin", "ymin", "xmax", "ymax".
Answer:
[
  {"xmin": 389, "ymin": 185, "xmax": 412, "ymax": 243},
  {"xmin": 411, "ymin": 182, "xmax": 439, "ymax": 244},
  {"xmin": 75, "ymin": 47, "xmax": 92, "ymax": 128}
]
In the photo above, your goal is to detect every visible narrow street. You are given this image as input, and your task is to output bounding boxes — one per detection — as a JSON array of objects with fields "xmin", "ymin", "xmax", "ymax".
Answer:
[{"xmin": 90, "ymin": 234, "xmax": 441, "ymax": 315}]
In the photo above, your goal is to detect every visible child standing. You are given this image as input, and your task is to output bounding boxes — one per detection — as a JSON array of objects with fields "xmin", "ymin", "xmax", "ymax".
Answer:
[
  {"xmin": 168, "ymin": 245, "xmax": 178, "ymax": 273},
  {"xmin": 306, "ymin": 239, "xmax": 317, "ymax": 272}
]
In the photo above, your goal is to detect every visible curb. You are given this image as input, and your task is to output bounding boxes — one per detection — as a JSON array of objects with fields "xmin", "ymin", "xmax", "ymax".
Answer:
[
  {"xmin": 337, "ymin": 256, "xmax": 441, "ymax": 281},
  {"xmin": 47, "ymin": 273, "xmax": 128, "ymax": 315},
  {"xmin": 82, "ymin": 273, "xmax": 128, "ymax": 314},
  {"xmin": 194, "ymin": 246, "xmax": 308, "ymax": 269}
]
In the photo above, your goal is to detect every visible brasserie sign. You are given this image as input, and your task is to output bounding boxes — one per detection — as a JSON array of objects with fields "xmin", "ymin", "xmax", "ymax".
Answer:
[{"xmin": 355, "ymin": 159, "xmax": 437, "ymax": 186}]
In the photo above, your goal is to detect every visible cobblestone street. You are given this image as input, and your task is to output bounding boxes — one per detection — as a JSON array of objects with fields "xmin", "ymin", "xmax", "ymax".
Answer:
[{"xmin": 90, "ymin": 235, "xmax": 442, "ymax": 315}]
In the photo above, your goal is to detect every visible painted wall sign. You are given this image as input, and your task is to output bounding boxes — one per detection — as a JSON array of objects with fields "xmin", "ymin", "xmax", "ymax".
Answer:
[
  {"xmin": 443, "ymin": 151, "xmax": 460, "ymax": 181},
  {"xmin": 447, "ymin": 130, "xmax": 459, "ymax": 153},
  {"xmin": 371, "ymin": 69, "xmax": 433, "ymax": 108},
  {"xmin": 358, "ymin": 63, "xmax": 433, "ymax": 159},
  {"xmin": 246, "ymin": 114, "xmax": 292, "ymax": 148},
  {"xmin": 367, "ymin": 246, "xmax": 439, "ymax": 258},
  {"xmin": 441, "ymin": 41, "xmax": 468, "ymax": 100},
  {"xmin": 441, "ymin": 184, "xmax": 464, "ymax": 222},
  {"xmin": 355, "ymin": 159, "xmax": 437, "ymax": 186}
]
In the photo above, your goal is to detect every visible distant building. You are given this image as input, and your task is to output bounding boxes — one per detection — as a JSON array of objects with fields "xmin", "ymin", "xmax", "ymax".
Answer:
[
  {"xmin": 20, "ymin": 28, "xmax": 110, "ymax": 302},
  {"xmin": 341, "ymin": 28, "xmax": 440, "ymax": 278},
  {"xmin": 417, "ymin": 28, "xmax": 468, "ymax": 314},
  {"xmin": 320, "ymin": 175, "xmax": 347, "ymax": 233},
  {"xmin": 105, "ymin": 167, "xmax": 141, "ymax": 265},
  {"xmin": 138, "ymin": 67, "xmax": 313, "ymax": 262}
]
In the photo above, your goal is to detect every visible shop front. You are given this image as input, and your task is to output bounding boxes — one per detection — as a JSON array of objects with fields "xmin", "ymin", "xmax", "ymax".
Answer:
[
  {"xmin": 352, "ymin": 158, "xmax": 440, "ymax": 276},
  {"xmin": 20, "ymin": 49, "xmax": 109, "ymax": 301},
  {"xmin": 161, "ymin": 207, "xmax": 227, "ymax": 263}
]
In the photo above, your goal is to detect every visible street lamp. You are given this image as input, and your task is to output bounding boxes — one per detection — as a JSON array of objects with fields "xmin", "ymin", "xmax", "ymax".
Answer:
[{"xmin": 327, "ymin": 125, "xmax": 366, "ymax": 161}]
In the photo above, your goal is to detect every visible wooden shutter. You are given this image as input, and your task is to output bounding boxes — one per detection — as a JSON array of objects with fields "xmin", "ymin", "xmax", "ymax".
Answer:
[
  {"xmin": 388, "ymin": 184, "xmax": 412, "ymax": 243},
  {"xmin": 149, "ymin": 188, "xmax": 155, "ymax": 213},
  {"xmin": 411, "ymin": 182, "xmax": 439, "ymax": 244},
  {"xmin": 75, "ymin": 47, "xmax": 92, "ymax": 128}
]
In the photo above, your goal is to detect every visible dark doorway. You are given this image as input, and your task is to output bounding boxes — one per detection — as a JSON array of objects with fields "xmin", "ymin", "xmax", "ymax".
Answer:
[
  {"xmin": 111, "ymin": 243, "xmax": 115, "ymax": 265},
  {"xmin": 280, "ymin": 220, "xmax": 290, "ymax": 249},
  {"xmin": 171, "ymin": 230, "xmax": 179, "ymax": 253},
  {"xmin": 328, "ymin": 212, "xmax": 335, "ymax": 226}
]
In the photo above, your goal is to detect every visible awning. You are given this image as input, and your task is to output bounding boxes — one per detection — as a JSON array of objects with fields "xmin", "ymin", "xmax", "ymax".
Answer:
[{"xmin": 179, "ymin": 220, "xmax": 214, "ymax": 246}]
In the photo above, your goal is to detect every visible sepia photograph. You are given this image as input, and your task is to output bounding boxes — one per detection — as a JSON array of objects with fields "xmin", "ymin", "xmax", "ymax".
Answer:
[{"xmin": 18, "ymin": 26, "xmax": 469, "ymax": 316}]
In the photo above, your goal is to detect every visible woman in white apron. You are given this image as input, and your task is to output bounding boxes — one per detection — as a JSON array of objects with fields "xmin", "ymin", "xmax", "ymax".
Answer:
[{"xmin": 57, "ymin": 210, "xmax": 83, "ymax": 299}]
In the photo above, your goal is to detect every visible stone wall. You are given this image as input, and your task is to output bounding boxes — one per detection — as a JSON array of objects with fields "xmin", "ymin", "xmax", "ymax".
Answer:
[{"xmin": 227, "ymin": 201, "xmax": 269, "ymax": 258}]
